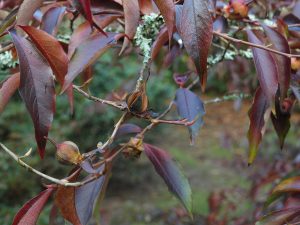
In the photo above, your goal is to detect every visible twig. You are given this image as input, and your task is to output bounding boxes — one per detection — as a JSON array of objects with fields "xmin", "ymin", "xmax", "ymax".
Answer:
[
  {"xmin": 73, "ymin": 85, "xmax": 127, "ymax": 110},
  {"xmin": 213, "ymin": 31, "xmax": 300, "ymax": 58},
  {"xmin": 97, "ymin": 112, "xmax": 127, "ymax": 151},
  {"xmin": 0, "ymin": 143, "xmax": 85, "ymax": 187}
]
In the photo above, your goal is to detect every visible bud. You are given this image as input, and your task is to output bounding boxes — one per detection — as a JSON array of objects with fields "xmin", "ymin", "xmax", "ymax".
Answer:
[
  {"xmin": 126, "ymin": 82, "xmax": 148, "ymax": 113},
  {"xmin": 123, "ymin": 137, "xmax": 144, "ymax": 158},
  {"xmin": 56, "ymin": 141, "xmax": 83, "ymax": 165}
]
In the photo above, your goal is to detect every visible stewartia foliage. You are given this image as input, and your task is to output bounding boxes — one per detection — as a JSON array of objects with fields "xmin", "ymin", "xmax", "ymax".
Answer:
[{"xmin": 0, "ymin": 0, "xmax": 299, "ymax": 224}]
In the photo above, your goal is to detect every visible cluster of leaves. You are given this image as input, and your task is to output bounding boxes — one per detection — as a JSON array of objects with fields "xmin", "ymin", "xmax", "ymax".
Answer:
[{"xmin": 0, "ymin": 0, "xmax": 300, "ymax": 224}]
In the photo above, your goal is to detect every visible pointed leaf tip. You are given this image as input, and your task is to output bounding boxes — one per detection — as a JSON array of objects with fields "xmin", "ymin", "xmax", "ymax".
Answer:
[
  {"xmin": 144, "ymin": 143, "xmax": 192, "ymax": 214},
  {"xmin": 178, "ymin": 0, "xmax": 213, "ymax": 90},
  {"xmin": 9, "ymin": 29, "xmax": 56, "ymax": 159},
  {"xmin": 12, "ymin": 188, "xmax": 55, "ymax": 225},
  {"xmin": 247, "ymin": 87, "xmax": 270, "ymax": 164}
]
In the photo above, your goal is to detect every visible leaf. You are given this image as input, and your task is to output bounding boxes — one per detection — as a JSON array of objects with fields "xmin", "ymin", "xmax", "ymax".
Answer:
[
  {"xmin": 153, "ymin": 0, "xmax": 175, "ymax": 42},
  {"xmin": 71, "ymin": 0, "xmax": 106, "ymax": 35},
  {"xmin": 272, "ymin": 176, "xmax": 300, "ymax": 195},
  {"xmin": 173, "ymin": 72, "xmax": 191, "ymax": 87},
  {"xmin": 151, "ymin": 26, "xmax": 169, "ymax": 60},
  {"xmin": 0, "ymin": 73, "xmax": 20, "ymax": 113},
  {"xmin": 9, "ymin": 29, "xmax": 56, "ymax": 159},
  {"xmin": 261, "ymin": 23, "xmax": 291, "ymax": 103},
  {"xmin": 246, "ymin": 29, "xmax": 278, "ymax": 101},
  {"xmin": 12, "ymin": 188, "xmax": 55, "ymax": 225},
  {"xmin": 144, "ymin": 143, "xmax": 192, "ymax": 214},
  {"xmin": 20, "ymin": 26, "xmax": 69, "ymax": 87},
  {"xmin": 174, "ymin": 88, "xmax": 205, "ymax": 144},
  {"xmin": 41, "ymin": 6, "xmax": 66, "ymax": 35},
  {"xmin": 55, "ymin": 185, "xmax": 81, "ymax": 225},
  {"xmin": 75, "ymin": 165, "xmax": 111, "ymax": 225},
  {"xmin": 179, "ymin": 0, "xmax": 213, "ymax": 91},
  {"xmin": 257, "ymin": 208, "xmax": 300, "ymax": 225},
  {"xmin": 270, "ymin": 94, "xmax": 291, "ymax": 149},
  {"xmin": 62, "ymin": 32, "xmax": 121, "ymax": 92},
  {"xmin": 247, "ymin": 87, "xmax": 270, "ymax": 165},
  {"xmin": 68, "ymin": 22, "xmax": 92, "ymax": 59},
  {"xmin": 138, "ymin": 0, "xmax": 155, "ymax": 15},
  {"xmin": 120, "ymin": 0, "xmax": 140, "ymax": 54},
  {"xmin": 115, "ymin": 123, "xmax": 142, "ymax": 138},
  {"xmin": 16, "ymin": 0, "xmax": 43, "ymax": 25}
]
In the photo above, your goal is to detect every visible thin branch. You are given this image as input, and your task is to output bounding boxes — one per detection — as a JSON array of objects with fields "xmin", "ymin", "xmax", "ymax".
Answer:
[
  {"xmin": 73, "ymin": 85, "xmax": 127, "ymax": 110},
  {"xmin": 213, "ymin": 31, "xmax": 300, "ymax": 58},
  {"xmin": 0, "ymin": 143, "xmax": 84, "ymax": 187},
  {"xmin": 97, "ymin": 112, "xmax": 127, "ymax": 151}
]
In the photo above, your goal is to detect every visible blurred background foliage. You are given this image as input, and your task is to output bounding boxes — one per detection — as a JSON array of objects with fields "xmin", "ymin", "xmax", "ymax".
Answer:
[{"xmin": 1, "ymin": 23, "xmax": 300, "ymax": 225}]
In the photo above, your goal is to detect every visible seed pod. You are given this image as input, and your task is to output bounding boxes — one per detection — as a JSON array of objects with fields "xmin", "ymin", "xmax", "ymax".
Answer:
[
  {"xmin": 56, "ymin": 141, "xmax": 83, "ymax": 165},
  {"xmin": 126, "ymin": 82, "xmax": 148, "ymax": 113},
  {"xmin": 123, "ymin": 136, "xmax": 144, "ymax": 158}
]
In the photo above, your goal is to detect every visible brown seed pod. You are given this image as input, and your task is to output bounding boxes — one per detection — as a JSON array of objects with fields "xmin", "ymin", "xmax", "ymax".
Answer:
[{"xmin": 45, "ymin": 137, "xmax": 83, "ymax": 165}]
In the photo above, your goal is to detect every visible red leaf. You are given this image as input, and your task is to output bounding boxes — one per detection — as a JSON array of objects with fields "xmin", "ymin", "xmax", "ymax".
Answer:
[
  {"xmin": 138, "ymin": 0, "xmax": 155, "ymax": 15},
  {"xmin": 151, "ymin": 26, "xmax": 169, "ymax": 60},
  {"xmin": 12, "ymin": 188, "xmax": 55, "ymax": 225},
  {"xmin": 71, "ymin": 0, "xmax": 106, "ymax": 35},
  {"xmin": 153, "ymin": 0, "xmax": 175, "ymax": 42},
  {"xmin": 62, "ymin": 32, "xmax": 121, "ymax": 92},
  {"xmin": 55, "ymin": 185, "xmax": 81, "ymax": 225},
  {"xmin": 20, "ymin": 26, "xmax": 69, "ymax": 87},
  {"xmin": 178, "ymin": 0, "xmax": 213, "ymax": 91},
  {"xmin": 68, "ymin": 22, "xmax": 93, "ymax": 59},
  {"xmin": 247, "ymin": 87, "xmax": 270, "ymax": 165},
  {"xmin": 246, "ymin": 29, "xmax": 278, "ymax": 101},
  {"xmin": 41, "ymin": 6, "xmax": 66, "ymax": 35},
  {"xmin": 261, "ymin": 23, "xmax": 291, "ymax": 103},
  {"xmin": 120, "ymin": 0, "xmax": 140, "ymax": 54},
  {"xmin": 144, "ymin": 143, "xmax": 192, "ymax": 214},
  {"xmin": 9, "ymin": 29, "xmax": 56, "ymax": 159},
  {"xmin": 0, "ymin": 73, "xmax": 20, "ymax": 113}
]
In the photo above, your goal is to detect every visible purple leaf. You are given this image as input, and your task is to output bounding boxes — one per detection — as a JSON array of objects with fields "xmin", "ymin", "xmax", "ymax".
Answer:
[
  {"xmin": 41, "ymin": 6, "xmax": 66, "ymax": 35},
  {"xmin": 13, "ymin": 188, "xmax": 55, "ymax": 225},
  {"xmin": 270, "ymin": 93, "xmax": 291, "ymax": 149},
  {"xmin": 75, "ymin": 165, "xmax": 111, "ymax": 225},
  {"xmin": 247, "ymin": 29, "xmax": 279, "ymax": 101},
  {"xmin": 178, "ymin": 0, "xmax": 213, "ymax": 91},
  {"xmin": 0, "ymin": 73, "xmax": 20, "ymax": 114},
  {"xmin": 10, "ymin": 29, "xmax": 56, "ymax": 159},
  {"xmin": 144, "ymin": 143, "xmax": 192, "ymax": 213},
  {"xmin": 115, "ymin": 123, "xmax": 142, "ymax": 138},
  {"xmin": 175, "ymin": 88, "xmax": 205, "ymax": 144},
  {"xmin": 261, "ymin": 23, "xmax": 291, "ymax": 103},
  {"xmin": 247, "ymin": 87, "xmax": 270, "ymax": 165},
  {"xmin": 62, "ymin": 32, "xmax": 121, "ymax": 92}
]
